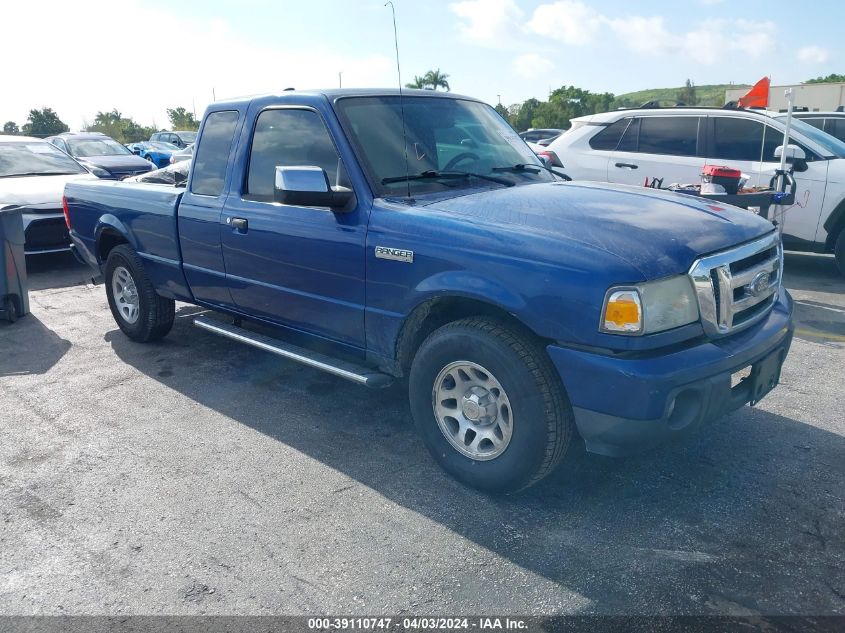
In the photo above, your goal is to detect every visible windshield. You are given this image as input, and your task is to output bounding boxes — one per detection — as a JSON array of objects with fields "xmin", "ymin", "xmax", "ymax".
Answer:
[
  {"xmin": 67, "ymin": 138, "xmax": 132, "ymax": 157},
  {"xmin": 334, "ymin": 96, "xmax": 552, "ymax": 196},
  {"xmin": 175, "ymin": 131, "xmax": 197, "ymax": 144},
  {"xmin": 0, "ymin": 141, "xmax": 88, "ymax": 177},
  {"xmin": 774, "ymin": 116, "xmax": 845, "ymax": 158}
]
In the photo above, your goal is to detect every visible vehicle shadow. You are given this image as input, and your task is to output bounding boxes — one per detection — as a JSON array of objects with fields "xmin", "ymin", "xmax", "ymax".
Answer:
[
  {"xmin": 0, "ymin": 313, "xmax": 72, "ymax": 376},
  {"xmin": 101, "ymin": 306, "xmax": 845, "ymax": 615},
  {"xmin": 784, "ymin": 252, "xmax": 844, "ymax": 294},
  {"xmin": 25, "ymin": 252, "xmax": 91, "ymax": 292}
]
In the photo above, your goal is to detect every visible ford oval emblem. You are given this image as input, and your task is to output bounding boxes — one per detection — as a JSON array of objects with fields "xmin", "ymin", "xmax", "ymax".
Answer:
[{"xmin": 748, "ymin": 271, "xmax": 771, "ymax": 297}]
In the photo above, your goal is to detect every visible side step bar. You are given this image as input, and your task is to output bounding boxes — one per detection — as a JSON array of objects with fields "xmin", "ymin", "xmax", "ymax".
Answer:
[{"xmin": 193, "ymin": 316, "xmax": 393, "ymax": 389}]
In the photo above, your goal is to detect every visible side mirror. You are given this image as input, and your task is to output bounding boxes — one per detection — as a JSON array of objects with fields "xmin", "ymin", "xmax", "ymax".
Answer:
[
  {"xmin": 273, "ymin": 166, "xmax": 354, "ymax": 210},
  {"xmin": 774, "ymin": 144, "xmax": 806, "ymax": 161},
  {"xmin": 774, "ymin": 144, "xmax": 808, "ymax": 172}
]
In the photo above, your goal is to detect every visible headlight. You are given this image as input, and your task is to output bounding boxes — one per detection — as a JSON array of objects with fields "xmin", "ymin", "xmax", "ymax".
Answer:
[
  {"xmin": 87, "ymin": 165, "xmax": 112, "ymax": 178},
  {"xmin": 601, "ymin": 275, "xmax": 699, "ymax": 335}
]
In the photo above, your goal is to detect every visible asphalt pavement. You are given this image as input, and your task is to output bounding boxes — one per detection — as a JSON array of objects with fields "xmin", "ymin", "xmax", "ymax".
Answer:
[{"xmin": 1, "ymin": 251, "xmax": 843, "ymax": 616}]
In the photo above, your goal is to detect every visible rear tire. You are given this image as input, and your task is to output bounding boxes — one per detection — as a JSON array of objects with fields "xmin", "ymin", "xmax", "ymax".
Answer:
[
  {"xmin": 3, "ymin": 296, "xmax": 17, "ymax": 323},
  {"xmin": 409, "ymin": 317, "xmax": 573, "ymax": 493},
  {"xmin": 104, "ymin": 245, "xmax": 174, "ymax": 342},
  {"xmin": 835, "ymin": 230, "xmax": 845, "ymax": 277}
]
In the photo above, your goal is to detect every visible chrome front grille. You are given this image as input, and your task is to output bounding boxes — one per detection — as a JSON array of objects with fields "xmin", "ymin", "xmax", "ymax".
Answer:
[{"xmin": 689, "ymin": 232, "xmax": 783, "ymax": 337}]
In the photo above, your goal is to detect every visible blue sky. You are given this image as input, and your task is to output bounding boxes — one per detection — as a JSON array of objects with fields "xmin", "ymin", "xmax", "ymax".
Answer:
[{"xmin": 2, "ymin": 0, "xmax": 841, "ymax": 130}]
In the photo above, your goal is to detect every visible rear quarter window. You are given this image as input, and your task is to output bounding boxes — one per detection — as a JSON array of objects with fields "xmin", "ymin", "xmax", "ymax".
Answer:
[
  {"xmin": 588, "ymin": 118, "xmax": 630, "ymax": 151},
  {"xmin": 190, "ymin": 110, "xmax": 239, "ymax": 197}
]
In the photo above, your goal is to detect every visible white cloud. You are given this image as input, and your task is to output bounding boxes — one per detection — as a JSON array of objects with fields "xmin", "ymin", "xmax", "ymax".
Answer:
[
  {"xmin": 449, "ymin": 0, "xmax": 524, "ymax": 46},
  {"xmin": 606, "ymin": 16, "xmax": 677, "ymax": 55},
  {"xmin": 527, "ymin": 1, "xmax": 602, "ymax": 46},
  {"xmin": 604, "ymin": 15, "xmax": 775, "ymax": 63},
  {"xmin": 511, "ymin": 54, "xmax": 555, "ymax": 79},
  {"xmin": 798, "ymin": 45, "xmax": 830, "ymax": 63},
  {"xmin": 0, "ymin": 0, "xmax": 394, "ymax": 131}
]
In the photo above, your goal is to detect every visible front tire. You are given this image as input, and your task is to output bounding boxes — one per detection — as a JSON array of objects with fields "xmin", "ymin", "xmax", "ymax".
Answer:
[
  {"xmin": 835, "ymin": 230, "xmax": 845, "ymax": 277},
  {"xmin": 409, "ymin": 317, "xmax": 573, "ymax": 493},
  {"xmin": 105, "ymin": 245, "xmax": 174, "ymax": 342}
]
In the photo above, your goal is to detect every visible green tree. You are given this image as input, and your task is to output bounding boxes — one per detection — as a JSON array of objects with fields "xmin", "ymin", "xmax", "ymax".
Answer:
[
  {"xmin": 423, "ymin": 69, "xmax": 450, "ymax": 91},
  {"xmin": 493, "ymin": 103, "xmax": 509, "ymax": 119},
  {"xmin": 805, "ymin": 73, "xmax": 845, "ymax": 84},
  {"xmin": 85, "ymin": 109, "xmax": 155, "ymax": 143},
  {"xmin": 405, "ymin": 75, "xmax": 427, "ymax": 89},
  {"xmin": 676, "ymin": 78, "xmax": 697, "ymax": 105},
  {"xmin": 21, "ymin": 107, "xmax": 69, "ymax": 137},
  {"xmin": 512, "ymin": 98, "xmax": 541, "ymax": 131},
  {"xmin": 405, "ymin": 69, "xmax": 450, "ymax": 91},
  {"xmin": 166, "ymin": 107, "xmax": 199, "ymax": 131},
  {"xmin": 3, "ymin": 121, "xmax": 19, "ymax": 135}
]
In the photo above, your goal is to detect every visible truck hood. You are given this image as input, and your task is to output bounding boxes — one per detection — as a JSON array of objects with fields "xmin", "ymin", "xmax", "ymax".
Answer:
[
  {"xmin": 0, "ymin": 173, "xmax": 96, "ymax": 209},
  {"xmin": 422, "ymin": 181, "xmax": 776, "ymax": 279}
]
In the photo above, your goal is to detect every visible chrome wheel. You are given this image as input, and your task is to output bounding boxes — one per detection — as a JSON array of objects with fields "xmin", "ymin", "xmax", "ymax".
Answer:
[
  {"xmin": 432, "ymin": 360, "xmax": 513, "ymax": 461},
  {"xmin": 112, "ymin": 265, "xmax": 140, "ymax": 324}
]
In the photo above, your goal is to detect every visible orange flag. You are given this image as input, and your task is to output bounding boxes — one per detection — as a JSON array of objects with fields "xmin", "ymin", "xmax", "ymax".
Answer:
[{"xmin": 738, "ymin": 77, "xmax": 770, "ymax": 108}]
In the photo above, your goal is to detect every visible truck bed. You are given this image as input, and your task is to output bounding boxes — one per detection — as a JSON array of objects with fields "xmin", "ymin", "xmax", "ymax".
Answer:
[{"xmin": 65, "ymin": 179, "xmax": 189, "ymax": 299}]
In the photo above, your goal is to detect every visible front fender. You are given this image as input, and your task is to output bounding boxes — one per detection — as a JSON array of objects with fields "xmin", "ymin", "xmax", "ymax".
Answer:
[{"xmin": 414, "ymin": 270, "xmax": 527, "ymax": 313}]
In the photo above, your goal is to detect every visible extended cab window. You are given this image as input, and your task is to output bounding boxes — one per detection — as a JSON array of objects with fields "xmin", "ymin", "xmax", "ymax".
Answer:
[
  {"xmin": 589, "ymin": 118, "xmax": 630, "ymax": 151},
  {"xmin": 711, "ymin": 117, "xmax": 765, "ymax": 162},
  {"xmin": 637, "ymin": 116, "xmax": 700, "ymax": 156},
  {"xmin": 245, "ymin": 109, "xmax": 347, "ymax": 202},
  {"xmin": 191, "ymin": 110, "xmax": 239, "ymax": 196}
]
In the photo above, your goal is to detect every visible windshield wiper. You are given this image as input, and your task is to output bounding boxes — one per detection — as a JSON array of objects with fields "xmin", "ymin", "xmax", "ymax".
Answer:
[
  {"xmin": 381, "ymin": 169, "xmax": 514, "ymax": 187},
  {"xmin": 492, "ymin": 163, "xmax": 571, "ymax": 181}
]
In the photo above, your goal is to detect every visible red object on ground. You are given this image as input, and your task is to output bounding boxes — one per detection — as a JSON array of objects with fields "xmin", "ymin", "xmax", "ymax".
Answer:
[{"xmin": 738, "ymin": 77, "xmax": 770, "ymax": 109}]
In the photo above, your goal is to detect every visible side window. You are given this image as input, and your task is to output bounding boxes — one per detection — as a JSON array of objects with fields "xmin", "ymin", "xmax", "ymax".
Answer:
[
  {"xmin": 637, "ymin": 116, "xmax": 700, "ymax": 156},
  {"xmin": 190, "ymin": 110, "xmax": 239, "ymax": 197},
  {"xmin": 151, "ymin": 133, "xmax": 160, "ymax": 142},
  {"xmin": 712, "ymin": 117, "xmax": 765, "ymax": 161},
  {"xmin": 245, "ymin": 108, "xmax": 347, "ymax": 202},
  {"xmin": 802, "ymin": 118, "xmax": 825, "ymax": 132},
  {"xmin": 831, "ymin": 119, "xmax": 845, "ymax": 143},
  {"xmin": 761, "ymin": 125, "xmax": 814, "ymax": 163},
  {"xmin": 589, "ymin": 119, "xmax": 630, "ymax": 151},
  {"xmin": 617, "ymin": 117, "xmax": 639, "ymax": 152}
]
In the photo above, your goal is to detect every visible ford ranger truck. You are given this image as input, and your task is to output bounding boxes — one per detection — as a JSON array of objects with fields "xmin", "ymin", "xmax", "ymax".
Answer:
[{"xmin": 64, "ymin": 89, "xmax": 794, "ymax": 493}]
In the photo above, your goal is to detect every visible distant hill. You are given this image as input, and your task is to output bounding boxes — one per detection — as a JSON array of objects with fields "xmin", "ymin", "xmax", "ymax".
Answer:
[{"xmin": 613, "ymin": 83, "xmax": 749, "ymax": 108}]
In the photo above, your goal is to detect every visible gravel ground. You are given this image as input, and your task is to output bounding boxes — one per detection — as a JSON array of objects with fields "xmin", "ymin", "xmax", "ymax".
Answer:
[{"xmin": 0, "ymin": 251, "xmax": 843, "ymax": 617}]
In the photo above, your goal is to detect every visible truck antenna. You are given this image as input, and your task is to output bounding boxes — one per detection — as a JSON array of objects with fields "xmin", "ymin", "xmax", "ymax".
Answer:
[{"xmin": 385, "ymin": 1, "xmax": 411, "ymax": 200}]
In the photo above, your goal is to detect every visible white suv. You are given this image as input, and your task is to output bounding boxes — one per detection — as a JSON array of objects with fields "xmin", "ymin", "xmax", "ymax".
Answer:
[{"xmin": 544, "ymin": 107, "xmax": 845, "ymax": 274}]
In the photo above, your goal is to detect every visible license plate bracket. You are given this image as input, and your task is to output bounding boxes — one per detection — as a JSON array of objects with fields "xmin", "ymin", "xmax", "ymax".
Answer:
[{"xmin": 749, "ymin": 351, "xmax": 783, "ymax": 406}]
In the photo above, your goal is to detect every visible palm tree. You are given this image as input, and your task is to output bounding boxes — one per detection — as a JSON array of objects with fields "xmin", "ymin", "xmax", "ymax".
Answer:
[
  {"xmin": 423, "ymin": 69, "xmax": 450, "ymax": 91},
  {"xmin": 405, "ymin": 75, "xmax": 427, "ymax": 89}
]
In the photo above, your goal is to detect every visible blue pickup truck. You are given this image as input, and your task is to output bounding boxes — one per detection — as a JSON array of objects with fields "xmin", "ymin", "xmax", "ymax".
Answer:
[{"xmin": 64, "ymin": 89, "xmax": 794, "ymax": 492}]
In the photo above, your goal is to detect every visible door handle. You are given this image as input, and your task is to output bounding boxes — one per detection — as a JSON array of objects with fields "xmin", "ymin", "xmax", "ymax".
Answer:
[
  {"xmin": 229, "ymin": 217, "xmax": 248, "ymax": 233},
  {"xmin": 615, "ymin": 162, "xmax": 639, "ymax": 169}
]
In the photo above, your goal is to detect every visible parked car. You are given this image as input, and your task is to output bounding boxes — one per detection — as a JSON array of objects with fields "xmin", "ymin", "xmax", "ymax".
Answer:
[
  {"xmin": 545, "ymin": 106, "xmax": 845, "ymax": 275},
  {"xmin": 127, "ymin": 141, "xmax": 181, "ymax": 168},
  {"xmin": 65, "ymin": 89, "xmax": 793, "ymax": 493},
  {"xmin": 46, "ymin": 132, "xmax": 153, "ymax": 180},
  {"xmin": 791, "ymin": 111, "xmax": 845, "ymax": 144},
  {"xmin": 519, "ymin": 128, "xmax": 564, "ymax": 146},
  {"xmin": 0, "ymin": 135, "xmax": 95, "ymax": 254},
  {"xmin": 150, "ymin": 130, "xmax": 197, "ymax": 149},
  {"xmin": 169, "ymin": 145, "xmax": 193, "ymax": 164},
  {"xmin": 124, "ymin": 160, "xmax": 190, "ymax": 186}
]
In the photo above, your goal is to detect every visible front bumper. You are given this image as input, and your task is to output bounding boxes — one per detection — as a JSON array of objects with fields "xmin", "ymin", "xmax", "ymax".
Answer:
[
  {"xmin": 547, "ymin": 287, "xmax": 794, "ymax": 456},
  {"xmin": 22, "ymin": 212, "xmax": 70, "ymax": 255}
]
